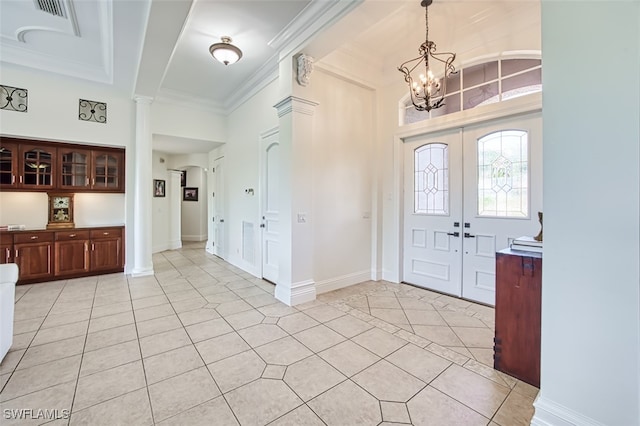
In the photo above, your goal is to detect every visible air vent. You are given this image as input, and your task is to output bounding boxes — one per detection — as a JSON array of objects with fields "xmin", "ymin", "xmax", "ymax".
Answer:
[{"xmin": 34, "ymin": 0, "xmax": 66, "ymax": 18}]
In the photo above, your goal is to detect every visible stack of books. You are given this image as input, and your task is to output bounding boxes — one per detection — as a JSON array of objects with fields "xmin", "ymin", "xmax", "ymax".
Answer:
[{"xmin": 511, "ymin": 236, "xmax": 543, "ymax": 253}]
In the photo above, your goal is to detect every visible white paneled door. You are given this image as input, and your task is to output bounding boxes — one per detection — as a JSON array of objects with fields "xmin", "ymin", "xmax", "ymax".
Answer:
[
  {"xmin": 212, "ymin": 157, "xmax": 225, "ymax": 258},
  {"xmin": 403, "ymin": 112, "xmax": 542, "ymax": 305},
  {"xmin": 403, "ymin": 130, "xmax": 464, "ymax": 297},
  {"xmin": 261, "ymin": 129, "xmax": 279, "ymax": 283}
]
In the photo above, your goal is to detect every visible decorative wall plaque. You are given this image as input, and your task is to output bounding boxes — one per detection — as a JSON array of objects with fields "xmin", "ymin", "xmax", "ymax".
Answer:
[
  {"xmin": 0, "ymin": 85, "xmax": 28, "ymax": 112},
  {"xmin": 79, "ymin": 99, "xmax": 107, "ymax": 123}
]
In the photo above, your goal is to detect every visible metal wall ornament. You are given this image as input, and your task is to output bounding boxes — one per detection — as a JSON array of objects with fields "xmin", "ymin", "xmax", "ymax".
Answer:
[
  {"xmin": 78, "ymin": 99, "xmax": 107, "ymax": 123},
  {"xmin": 398, "ymin": 0, "xmax": 456, "ymax": 112},
  {"xmin": 0, "ymin": 85, "xmax": 28, "ymax": 112}
]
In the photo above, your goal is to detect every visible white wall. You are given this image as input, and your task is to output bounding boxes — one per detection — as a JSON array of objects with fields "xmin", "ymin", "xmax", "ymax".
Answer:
[
  {"xmin": 152, "ymin": 151, "xmax": 170, "ymax": 252},
  {"xmin": 180, "ymin": 165, "xmax": 207, "ymax": 241},
  {"xmin": 152, "ymin": 100, "xmax": 226, "ymax": 143},
  {"xmin": 308, "ymin": 68, "xmax": 375, "ymax": 291},
  {"xmin": 224, "ymin": 81, "xmax": 280, "ymax": 274},
  {"xmin": 533, "ymin": 2, "xmax": 640, "ymax": 425}
]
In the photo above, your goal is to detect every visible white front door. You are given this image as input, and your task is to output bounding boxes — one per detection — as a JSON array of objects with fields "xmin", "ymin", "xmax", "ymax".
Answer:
[
  {"xmin": 261, "ymin": 130, "xmax": 279, "ymax": 283},
  {"xmin": 402, "ymin": 113, "xmax": 542, "ymax": 305},
  {"xmin": 461, "ymin": 113, "xmax": 543, "ymax": 305},
  {"xmin": 403, "ymin": 130, "xmax": 463, "ymax": 296},
  {"xmin": 212, "ymin": 157, "xmax": 225, "ymax": 258}
]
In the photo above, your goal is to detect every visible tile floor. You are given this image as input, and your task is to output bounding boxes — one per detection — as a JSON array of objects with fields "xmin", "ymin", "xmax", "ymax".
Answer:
[{"xmin": 0, "ymin": 242, "xmax": 538, "ymax": 425}]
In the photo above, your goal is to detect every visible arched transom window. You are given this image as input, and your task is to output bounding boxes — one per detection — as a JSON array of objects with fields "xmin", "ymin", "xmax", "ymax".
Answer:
[{"xmin": 402, "ymin": 58, "xmax": 541, "ymax": 125}]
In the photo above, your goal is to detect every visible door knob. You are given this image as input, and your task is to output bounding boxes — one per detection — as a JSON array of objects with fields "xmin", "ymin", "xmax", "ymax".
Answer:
[
  {"xmin": 260, "ymin": 224, "xmax": 265, "ymax": 228},
  {"xmin": 447, "ymin": 232, "xmax": 460, "ymax": 237},
  {"xmin": 220, "ymin": 219, "xmax": 224, "ymax": 223},
  {"xmin": 464, "ymin": 232, "xmax": 476, "ymax": 238}
]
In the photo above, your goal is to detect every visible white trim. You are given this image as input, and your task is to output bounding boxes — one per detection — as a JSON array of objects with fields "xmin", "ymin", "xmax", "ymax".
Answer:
[
  {"xmin": 131, "ymin": 267, "xmax": 154, "ymax": 277},
  {"xmin": 225, "ymin": 54, "xmax": 280, "ymax": 114},
  {"xmin": 314, "ymin": 63, "xmax": 377, "ymax": 91},
  {"xmin": 382, "ymin": 269, "xmax": 400, "ymax": 283},
  {"xmin": 316, "ymin": 270, "xmax": 372, "ymax": 295},
  {"xmin": 258, "ymin": 127, "xmax": 280, "ymax": 284},
  {"xmin": 532, "ymin": 396, "xmax": 607, "ymax": 426},
  {"xmin": 273, "ymin": 96, "xmax": 319, "ymax": 117},
  {"xmin": 275, "ymin": 280, "xmax": 316, "ymax": 306},
  {"xmin": 371, "ymin": 268, "xmax": 383, "ymax": 282},
  {"xmin": 155, "ymin": 89, "xmax": 226, "ymax": 115}
]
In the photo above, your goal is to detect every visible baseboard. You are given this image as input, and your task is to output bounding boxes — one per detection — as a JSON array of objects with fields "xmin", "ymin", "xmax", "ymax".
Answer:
[
  {"xmin": 182, "ymin": 234, "xmax": 207, "ymax": 242},
  {"xmin": 532, "ymin": 395, "xmax": 606, "ymax": 426},
  {"xmin": 152, "ymin": 242, "xmax": 173, "ymax": 254},
  {"xmin": 169, "ymin": 240, "xmax": 182, "ymax": 250},
  {"xmin": 275, "ymin": 280, "xmax": 316, "ymax": 306},
  {"xmin": 382, "ymin": 269, "xmax": 400, "ymax": 283},
  {"xmin": 316, "ymin": 270, "xmax": 371, "ymax": 295},
  {"xmin": 371, "ymin": 268, "xmax": 383, "ymax": 281}
]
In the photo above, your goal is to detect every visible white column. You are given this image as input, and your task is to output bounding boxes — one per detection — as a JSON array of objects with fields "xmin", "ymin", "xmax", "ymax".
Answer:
[
  {"xmin": 168, "ymin": 170, "xmax": 182, "ymax": 250},
  {"xmin": 273, "ymin": 95, "xmax": 318, "ymax": 306},
  {"xmin": 131, "ymin": 96, "xmax": 154, "ymax": 276}
]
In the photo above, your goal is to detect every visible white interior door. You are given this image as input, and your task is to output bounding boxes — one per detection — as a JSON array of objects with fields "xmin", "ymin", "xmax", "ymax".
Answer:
[
  {"xmin": 403, "ymin": 130, "xmax": 463, "ymax": 296},
  {"xmin": 261, "ymin": 130, "xmax": 279, "ymax": 283},
  {"xmin": 461, "ymin": 113, "xmax": 543, "ymax": 305},
  {"xmin": 212, "ymin": 157, "xmax": 225, "ymax": 258}
]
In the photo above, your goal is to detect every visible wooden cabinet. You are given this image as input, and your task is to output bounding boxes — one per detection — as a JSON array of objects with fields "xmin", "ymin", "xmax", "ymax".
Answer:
[
  {"xmin": 58, "ymin": 148, "xmax": 125, "ymax": 192},
  {"xmin": 0, "ymin": 139, "xmax": 57, "ymax": 190},
  {"xmin": 2, "ymin": 226, "xmax": 124, "ymax": 284},
  {"xmin": 0, "ymin": 137, "xmax": 125, "ymax": 193},
  {"xmin": 0, "ymin": 140, "xmax": 19, "ymax": 189},
  {"xmin": 494, "ymin": 248, "xmax": 542, "ymax": 388},
  {"xmin": 14, "ymin": 232, "xmax": 54, "ymax": 282},
  {"xmin": 54, "ymin": 230, "xmax": 90, "ymax": 276},
  {"xmin": 0, "ymin": 234, "xmax": 13, "ymax": 264},
  {"xmin": 90, "ymin": 228, "xmax": 123, "ymax": 272}
]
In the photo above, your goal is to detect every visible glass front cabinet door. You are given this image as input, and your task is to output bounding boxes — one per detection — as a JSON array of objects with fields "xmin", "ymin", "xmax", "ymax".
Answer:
[
  {"xmin": 59, "ymin": 148, "xmax": 91, "ymax": 190},
  {"xmin": 20, "ymin": 144, "xmax": 56, "ymax": 189},
  {"xmin": 0, "ymin": 141, "xmax": 18, "ymax": 189},
  {"xmin": 92, "ymin": 151, "xmax": 123, "ymax": 191}
]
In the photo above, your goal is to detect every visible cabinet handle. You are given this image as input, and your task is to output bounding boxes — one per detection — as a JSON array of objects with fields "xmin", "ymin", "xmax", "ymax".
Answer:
[
  {"xmin": 69, "ymin": 233, "xmax": 76, "ymax": 238},
  {"xmin": 5, "ymin": 248, "xmax": 9, "ymax": 263},
  {"xmin": 19, "ymin": 175, "xmax": 23, "ymax": 183},
  {"xmin": 84, "ymin": 242, "xmax": 88, "ymax": 252},
  {"xmin": 14, "ymin": 249, "xmax": 18, "ymax": 258},
  {"xmin": 92, "ymin": 178, "xmax": 95, "ymax": 186},
  {"xmin": 30, "ymin": 235, "xmax": 38, "ymax": 240},
  {"xmin": 91, "ymin": 243, "xmax": 95, "ymax": 251},
  {"xmin": 103, "ymin": 232, "xmax": 109, "ymax": 236},
  {"xmin": 11, "ymin": 175, "xmax": 15, "ymax": 184}
]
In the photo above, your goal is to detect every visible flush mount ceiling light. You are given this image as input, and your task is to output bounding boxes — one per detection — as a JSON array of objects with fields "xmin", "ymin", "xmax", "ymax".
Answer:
[
  {"xmin": 398, "ymin": 0, "xmax": 456, "ymax": 112},
  {"xmin": 209, "ymin": 36, "xmax": 242, "ymax": 66}
]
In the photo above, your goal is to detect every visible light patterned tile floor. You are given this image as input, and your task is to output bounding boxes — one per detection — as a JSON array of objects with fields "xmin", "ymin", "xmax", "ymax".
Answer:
[{"xmin": 0, "ymin": 242, "xmax": 538, "ymax": 425}]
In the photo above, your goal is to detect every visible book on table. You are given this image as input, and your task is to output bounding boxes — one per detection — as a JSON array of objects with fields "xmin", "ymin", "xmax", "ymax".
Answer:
[{"xmin": 511, "ymin": 236, "xmax": 543, "ymax": 253}]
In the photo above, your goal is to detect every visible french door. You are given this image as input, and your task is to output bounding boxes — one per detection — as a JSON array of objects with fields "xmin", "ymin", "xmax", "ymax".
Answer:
[{"xmin": 403, "ymin": 113, "xmax": 542, "ymax": 305}]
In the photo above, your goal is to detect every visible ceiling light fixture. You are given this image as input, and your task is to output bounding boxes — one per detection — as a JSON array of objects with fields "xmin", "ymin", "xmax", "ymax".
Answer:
[
  {"xmin": 398, "ymin": 0, "xmax": 456, "ymax": 112},
  {"xmin": 209, "ymin": 36, "xmax": 242, "ymax": 66}
]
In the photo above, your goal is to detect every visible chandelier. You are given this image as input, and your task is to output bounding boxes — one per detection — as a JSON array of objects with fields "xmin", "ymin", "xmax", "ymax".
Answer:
[
  {"xmin": 398, "ymin": 0, "xmax": 456, "ymax": 112},
  {"xmin": 209, "ymin": 36, "xmax": 243, "ymax": 66}
]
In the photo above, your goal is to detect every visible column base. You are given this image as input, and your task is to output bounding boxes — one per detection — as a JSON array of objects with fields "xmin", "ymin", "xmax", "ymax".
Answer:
[
  {"xmin": 130, "ymin": 267, "xmax": 154, "ymax": 277},
  {"xmin": 275, "ymin": 279, "xmax": 316, "ymax": 306}
]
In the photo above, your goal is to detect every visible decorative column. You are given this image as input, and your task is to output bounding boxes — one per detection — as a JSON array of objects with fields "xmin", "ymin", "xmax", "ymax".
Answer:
[
  {"xmin": 131, "ymin": 96, "xmax": 154, "ymax": 276},
  {"xmin": 168, "ymin": 170, "xmax": 182, "ymax": 250},
  {"xmin": 273, "ymin": 95, "xmax": 318, "ymax": 306}
]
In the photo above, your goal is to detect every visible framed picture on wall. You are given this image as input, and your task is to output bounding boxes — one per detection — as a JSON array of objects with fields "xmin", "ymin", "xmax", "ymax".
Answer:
[
  {"xmin": 153, "ymin": 179, "xmax": 165, "ymax": 197},
  {"xmin": 180, "ymin": 170, "xmax": 187, "ymax": 187},
  {"xmin": 183, "ymin": 187, "xmax": 198, "ymax": 201}
]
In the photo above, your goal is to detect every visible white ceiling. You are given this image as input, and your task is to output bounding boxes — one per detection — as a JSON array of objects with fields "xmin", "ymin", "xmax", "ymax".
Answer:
[{"xmin": 0, "ymin": 0, "xmax": 540, "ymax": 153}]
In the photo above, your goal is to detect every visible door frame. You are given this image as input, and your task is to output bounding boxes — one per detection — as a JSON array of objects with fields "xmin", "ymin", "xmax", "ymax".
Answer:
[
  {"xmin": 391, "ymin": 93, "xmax": 542, "ymax": 284},
  {"xmin": 258, "ymin": 126, "xmax": 279, "ymax": 282}
]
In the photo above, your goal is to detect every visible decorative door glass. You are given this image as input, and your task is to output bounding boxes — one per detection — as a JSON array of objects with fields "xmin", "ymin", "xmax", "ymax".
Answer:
[
  {"xmin": 414, "ymin": 143, "xmax": 449, "ymax": 215},
  {"xmin": 477, "ymin": 130, "xmax": 528, "ymax": 217}
]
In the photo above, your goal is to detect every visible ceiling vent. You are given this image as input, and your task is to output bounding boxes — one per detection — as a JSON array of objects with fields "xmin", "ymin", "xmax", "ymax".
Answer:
[{"xmin": 34, "ymin": 0, "xmax": 66, "ymax": 18}]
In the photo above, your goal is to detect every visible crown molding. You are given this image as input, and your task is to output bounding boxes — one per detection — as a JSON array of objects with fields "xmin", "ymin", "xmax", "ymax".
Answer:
[{"xmin": 224, "ymin": 53, "xmax": 280, "ymax": 115}]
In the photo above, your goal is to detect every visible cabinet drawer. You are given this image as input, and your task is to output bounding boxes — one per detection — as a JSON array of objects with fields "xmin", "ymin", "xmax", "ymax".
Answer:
[
  {"xmin": 56, "ymin": 230, "xmax": 90, "ymax": 241},
  {"xmin": 90, "ymin": 228, "xmax": 122, "ymax": 239},
  {"xmin": 1, "ymin": 234, "xmax": 12, "ymax": 245},
  {"xmin": 14, "ymin": 232, "xmax": 54, "ymax": 244}
]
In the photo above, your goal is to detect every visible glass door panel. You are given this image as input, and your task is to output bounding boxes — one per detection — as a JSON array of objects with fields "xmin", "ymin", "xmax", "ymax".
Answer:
[
  {"xmin": 21, "ymin": 145, "xmax": 55, "ymax": 188},
  {"xmin": 60, "ymin": 149, "xmax": 90, "ymax": 189}
]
